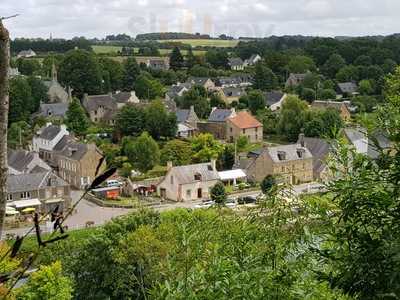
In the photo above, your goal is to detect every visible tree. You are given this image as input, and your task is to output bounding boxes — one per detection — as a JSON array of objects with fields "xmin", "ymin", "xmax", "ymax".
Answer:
[
  {"xmin": 65, "ymin": 98, "xmax": 90, "ymax": 136},
  {"xmin": 319, "ymin": 89, "xmax": 337, "ymax": 100},
  {"xmin": 100, "ymin": 57, "xmax": 124, "ymax": 92},
  {"xmin": 261, "ymin": 175, "xmax": 276, "ymax": 194},
  {"xmin": 278, "ymin": 95, "xmax": 308, "ymax": 142},
  {"xmin": 189, "ymin": 65, "xmax": 210, "ymax": 77},
  {"xmin": 247, "ymin": 90, "xmax": 265, "ymax": 114},
  {"xmin": 210, "ymin": 182, "xmax": 227, "ymax": 205},
  {"xmin": 122, "ymin": 57, "xmax": 141, "ymax": 91},
  {"xmin": 299, "ymin": 87, "xmax": 316, "ymax": 103},
  {"xmin": 8, "ymin": 121, "xmax": 32, "ymax": 149},
  {"xmin": 58, "ymin": 49, "xmax": 103, "ymax": 97},
  {"xmin": 322, "ymin": 53, "xmax": 346, "ymax": 78},
  {"xmin": 358, "ymin": 79, "xmax": 374, "ymax": 95},
  {"xmin": 27, "ymin": 76, "xmax": 48, "ymax": 109},
  {"xmin": 134, "ymin": 73, "xmax": 164, "ymax": 100},
  {"xmin": 218, "ymin": 144, "xmax": 235, "ymax": 170},
  {"xmin": 115, "ymin": 104, "xmax": 144, "ymax": 137},
  {"xmin": 336, "ymin": 65, "xmax": 359, "ymax": 82},
  {"xmin": 124, "ymin": 132, "xmax": 160, "ymax": 173},
  {"xmin": 160, "ymin": 139, "xmax": 193, "ymax": 166},
  {"xmin": 253, "ymin": 62, "xmax": 278, "ymax": 91},
  {"xmin": 209, "ymin": 93, "xmax": 226, "ymax": 108},
  {"xmin": 9, "ymin": 76, "xmax": 34, "ymax": 123},
  {"xmin": 236, "ymin": 135, "xmax": 248, "ymax": 151},
  {"xmin": 186, "ymin": 47, "xmax": 196, "ymax": 68},
  {"xmin": 16, "ymin": 58, "xmax": 41, "ymax": 76},
  {"xmin": 145, "ymin": 100, "xmax": 177, "ymax": 139},
  {"xmin": 170, "ymin": 47, "xmax": 184, "ymax": 70},
  {"xmin": 15, "ymin": 261, "xmax": 73, "ymax": 300},
  {"xmin": 0, "ymin": 20, "xmax": 10, "ymax": 236},
  {"xmin": 177, "ymin": 86, "xmax": 210, "ymax": 118},
  {"xmin": 287, "ymin": 55, "xmax": 316, "ymax": 73},
  {"xmin": 191, "ymin": 133, "xmax": 223, "ymax": 163},
  {"xmin": 205, "ymin": 49, "xmax": 228, "ymax": 69}
]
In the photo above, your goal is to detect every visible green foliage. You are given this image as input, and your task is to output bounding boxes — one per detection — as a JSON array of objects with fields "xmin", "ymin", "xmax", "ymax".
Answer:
[
  {"xmin": 65, "ymin": 98, "xmax": 90, "ymax": 136},
  {"xmin": 210, "ymin": 182, "xmax": 227, "ymax": 205},
  {"xmin": 145, "ymin": 100, "xmax": 177, "ymax": 139},
  {"xmin": 247, "ymin": 90, "xmax": 265, "ymax": 114},
  {"xmin": 261, "ymin": 175, "xmax": 276, "ymax": 194},
  {"xmin": 16, "ymin": 58, "xmax": 41, "ymax": 76},
  {"xmin": 115, "ymin": 104, "xmax": 144, "ymax": 137},
  {"xmin": 99, "ymin": 57, "xmax": 124, "ymax": 92},
  {"xmin": 253, "ymin": 62, "xmax": 278, "ymax": 90},
  {"xmin": 169, "ymin": 46, "xmax": 184, "ymax": 70},
  {"xmin": 218, "ymin": 144, "xmax": 235, "ymax": 170},
  {"xmin": 177, "ymin": 86, "xmax": 210, "ymax": 118},
  {"xmin": 123, "ymin": 132, "xmax": 160, "ymax": 173},
  {"xmin": 9, "ymin": 77, "xmax": 33, "ymax": 123},
  {"xmin": 319, "ymin": 88, "xmax": 337, "ymax": 100},
  {"xmin": 58, "ymin": 49, "xmax": 103, "ymax": 97},
  {"xmin": 15, "ymin": 261, "xmax": 73, "ymax": 300},
  {"xmin": 8, "ymin": 121, "xmax": 33, "ymax": 149},
  {"xmin": 27, "ymin": 76, "xmax": 48, "ymax": 107},
  {"xmin": 191, "ymin": 133, "xmax": 224, "ymax": 163},
  {"xmin": 236, "ymin": 135, "xmax": 249, "ymax": 151},
  {"xmin": 278, "ymin": 95, "xmax": 308, "ymax": 142},
  {"xmin": 205, "ymin": 49, "xmax": 229, "ymax": 69},
  {"xmin": 336, "ymin": 65, "xmax": 359, "ymax": 82},
  {"xmin": 299, "ymin": 87, "xmax": 316, "ymax": 103},
  {"xmin": 322, "ymin": 53, "xmax": 346, "ymax": 78},
  {"xmin": 287, "ymin": 55, "xmax": 316, "ymax": 73},
  {"xmin": 358, "ymin": 79, "xmax": 374, "ymax": 95},
  {"xmin": 134, "ymin": 73, "xmax": 164, "ymax": 100},
  {"xmin": 209, "ymin": 93, "xmax": 226, "ymax": 108},
  {"xmin": 160, "ymin": 139, "xmax": 193, "ymax": 166},
  {"xmin": 122, "ymin": 57, "xmax": 141, "ymax": 91}
]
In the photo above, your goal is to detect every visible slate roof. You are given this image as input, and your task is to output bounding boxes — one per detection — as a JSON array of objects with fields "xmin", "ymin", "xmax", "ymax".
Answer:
[
  {"xmin": 208, "ymin": 108, "xmax": 234, "ymax": 122},
  {"xmin": 169, "ymin": 162, "xmax": 219, "ymax": 185},
  {"xmin": 228, "ymin": 111, "xmax": 262, "ymax": 129},
  {"xmin": 298, "ymin": 137, "xmax": 331, "ymax": 175},
  {"xmin": 8, "ymin": 150, "xmax": 35, "ymax": 172},
  {"xmin": 113, "ymin": 92, "xmax": 132, "ymax": 103},
  {"xmin": 53, "ymin": 135, "xmax": 74, "ymax": 152},
  {"xmin": 222, "ymin": 87, "xmax": 246, "ymax": 98},
  {"xmin": 266, "ymin": 144, "xmax": 313, "ymax": 163},
  {"xmin": 312, "ymin": 100, "xmax": 347, "ymax": 111},
  {"xmin": 216, "ymin": 74, "xmax": 253, "ymax": 87},
  {"xmin": 37, "ymin": 103, "xmax": 68, "ymax": 118},
  {"xmin": 7, "ymin": 171, "xmax": 68, "ymax": 193},
  {"xmin": 166, "ymin": 85, "xmax": 188, "ymax": 99},
  {"xmin": 58, "ymin": 141, "xmax": 88, "ymax": 161},
  {"xmin": 39, "ymin": 125, "xmax": 61, "ymax": 140},
  {"xmin": 176, "ymin": 109, "xmax": 190, "ymax": 123},
  {"xmin": 228, "ymin": 57, "xmax": 244, "ymax": 67},
  {"xmin": 265, "ymin": 91, "xmax": 285, "ymax": 107},
  {"xmin": 337, "ymin": 82, "xmax": 358, "ymax": 94},
  {"xmin": 186, "ymin": 77, "xmax": 211, "ymax": 86},
  {"xmin": 83, "ymin": 94, "xmax": 117, "ymax": 112}
]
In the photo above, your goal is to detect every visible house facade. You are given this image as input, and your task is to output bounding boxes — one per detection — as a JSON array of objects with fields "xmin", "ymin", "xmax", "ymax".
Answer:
[
  {"xmin": 7, "ymin": 171, "xmax": 71, "ymax": 213},
  {"xmin": 198, "ymin": 108, "xmax": 236, "ymax": 140},
  {"xmin": 285, "ymin": 73, "xmax": 307, "ymax": 88},
  {"xmin": 157, "ymin": 161, "xmax": 220, "ymax": 201},
  {"xmin": 186, "ymin": 77, "xmax": 215, "ymax": 90},
  {"xmin": 226, "ymin": 111, "xmax": 263, "ymax": 143},
  {"xmin": 265, "ymin": 91, "xmax": 287, "ymax": 111},
  {"xmin": 228, "ymin": 58, "xmax": 245, "ymax": 71},
  {"xmin": 311, "ymin": 100, "xmax": 351, "ymax": 121},
  {"xmin": 219, "ymin": 87, "xmax": 247, "ymax": 104}
]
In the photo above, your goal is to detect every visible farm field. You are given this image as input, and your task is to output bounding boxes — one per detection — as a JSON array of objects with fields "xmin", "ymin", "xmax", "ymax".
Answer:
[
  {"xmin": 158, "ymin": 39, "xmax": 240, "ymax": 47},
  {"xmin": 92, "ymin": 45, "xmax": 206, "ymax": 56}
]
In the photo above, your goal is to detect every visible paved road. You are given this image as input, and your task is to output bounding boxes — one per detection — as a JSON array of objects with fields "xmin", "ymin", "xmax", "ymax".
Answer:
[{"xmin": 3, "ymin": 182, "xmax": 325, "ymax": 237}]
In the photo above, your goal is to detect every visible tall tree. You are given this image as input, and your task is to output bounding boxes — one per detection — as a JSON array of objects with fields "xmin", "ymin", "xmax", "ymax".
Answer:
[
  {"xmin": 145, "ymin": 100, "xmax": 177, "ymax": 139},
  {"xmin": 134, "ymin": 73, "xmax": 164, "ymax": 100},
  {"xmin": 177, "ymin": 86, "xmax": 210, "ymax": 118},
  {"xmin": 322, "ymin": 53, "xmax": 346, "ymax": 78},
  {"xmin": 100, "ymin": 57, "xmax": 124, "ymax": 92},
  {"xmin": 247, "ymin": 90, "xmax": 266, "ymax": 115},
  {"xmin": 58, "ymin": 49, "xmax": 103, "ymax": 97},
  {"xmin": 210, "ymin": 182, "xmax": 227, "ymax": 205},
  {"xmin": 0, "ymin": 20, "xmax": 9, "ymax": 237},
  {"xmin": 9, "ymin": 76, "xmax": 32, "ymax": 123},
  {"xmin": 115, "ymin": 104, "xmax": 144, "ymax": 137},
  {"xmin": 160, "ymin": 139, "xmax": 193, "ymax": 166},
  {"xmin": 186, "ymin": 47, "xmax": 196, "ymax": 68},
  {"xmin": 169, "ymin": 46, "xmax": 184, "ymax": 70},
  {"xmin": 122, "ymin": 57, "xmax": 140, "ymax": 91},
  {"xmin": 65, "ymin": 98, "xmax": 90, "ymax": 136},
  {"xmin": 278, "ymin": 95, "xmax": 308, "ymax": 142},
  {"xmin": 253, "ymin": 62, "xmax": 278, "ymax": 91}
]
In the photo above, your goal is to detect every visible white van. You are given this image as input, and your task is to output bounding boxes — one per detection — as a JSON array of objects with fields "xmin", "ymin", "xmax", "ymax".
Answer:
[{"xmin": 106, "ymin": 180, "xmax": 121, "ymax": 187}]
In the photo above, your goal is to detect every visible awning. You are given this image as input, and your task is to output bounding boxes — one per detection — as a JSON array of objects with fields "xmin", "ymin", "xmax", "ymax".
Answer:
[
  {"xmin": 44, "ymin": 198, "xmax": 64, "ymax": 204},
  {"xmin": 218, "ymin": 169, "xmax": 247, "ymax": 181},
  {"xmin": 12, "ymin": 199, "xmax": 41, "ymax": 209}
]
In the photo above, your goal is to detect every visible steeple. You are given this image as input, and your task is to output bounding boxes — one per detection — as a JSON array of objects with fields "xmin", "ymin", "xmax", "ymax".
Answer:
[{"xmin": 51, "ymin": 61, "xmax": 57, "ymax": 82}]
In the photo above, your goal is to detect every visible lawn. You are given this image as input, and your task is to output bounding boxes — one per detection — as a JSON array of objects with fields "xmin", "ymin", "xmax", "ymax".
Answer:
[
  {"xmin": 158, "ymin": 39, "xmax": 239, "ymax": 48},
  {"xmin": 92, "ymin": 45, "xmax": 123, "ymax": 54}
]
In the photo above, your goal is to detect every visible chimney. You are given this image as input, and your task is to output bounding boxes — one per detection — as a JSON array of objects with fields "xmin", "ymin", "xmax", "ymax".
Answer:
[
  {"xmin": 190, "ymin": 105, "xmax": 195, "ymax": 114},
  {"xmin": 299, "ymin": 133, "xmax": 305, "ymax": 148},
  {"xmin": 211, "ymin": 159, "xmax": 216, "ymax": 171},
  {"xmin": 167, "ymin": 161, "xmax": 173, "ymax": 171},
  {"xmin": 230, "ymin": 107, "xmax": 236, "ymax": 117}
]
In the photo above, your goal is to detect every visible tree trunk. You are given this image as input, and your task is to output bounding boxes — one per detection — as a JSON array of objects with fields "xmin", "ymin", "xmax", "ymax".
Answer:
[{"xmin": 0, "ymin": 21, "xmax": 10, "ymax": 238}]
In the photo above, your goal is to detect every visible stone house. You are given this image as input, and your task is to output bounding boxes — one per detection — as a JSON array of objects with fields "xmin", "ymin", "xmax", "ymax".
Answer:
[
  {"xmin": 32, "ymin": 123, "xmax": 70, "ymax": 164},
  {"xmin": 34, "ymin": 103, "xmax": 69, "ymax": 120},
  {"xmin": 186, "ymin": 77, "xmax": 215, "ymax": 90},
  {"xmin": 176, "ymin": 106, "xmax": 200, "ymax": 138},
  {"xmin": 337, "ymin": 82, "xmax": 358, "ymax": 98},
  {"xmin": 216, "ymin": 74, "xmax": 253, "ymax": 88},
  {"xmin": 311, "ymin": 100, "xmax": 351, "ymax": 121},
  {"xmin": 219, "ymin": 87, "xmax": 247, "ymax": 104},
  {"xmin": 265, "ymin": 91, "xmax": 287, "ymax": 111},
  {"xmin": 226, "ymin": 111, "xmax": 263, "ymax": 143},
  {"xmin": 244, "ymin": 54, "xmax": 262, "ymax": 66},
  {"xmin": 228, "ymin": 57, "xmax": 245, "ymax": 71},
  {"xmin": 157, "ymin": 160, "xmax": 220, "ymax": 201},
  {"xmin": 8, "ymin": 149, "xmax": 51, "ymax": 175},
  {"xmin": 7, "ymin": 171, "xmax": 71, "ymax": 213},
  {"xmin": 198, "ymin": 108, "xmax": 236, "ymax": 140},
  {"xmin": 240, "ymin": 144, "xmax": 313, "ymax": 184},
  {"xmin": 285, "ymin": 73, "xmax": 307, "ymax": 88}
]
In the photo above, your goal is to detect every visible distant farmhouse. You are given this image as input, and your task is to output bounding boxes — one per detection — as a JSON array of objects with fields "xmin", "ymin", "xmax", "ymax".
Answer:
[
  {"xmin": 265, "ymin": 91, "xmax": 287, "ymax": 111},
  {"xmin": 311, "ymin": 100, "xmax": 351, "ymax": 121},
  {"xmin": 17, "ymin": 49, "xmax": 37, "ymax": 58},
  {"xmin": 285, "ymin": 73, "xmax": 308, "ymax": 88},
  {"xmin": 244, "ymin": 54, "xmax": 262, "ymax": 66},
  {"xmin": 228, "ymin": 57, "xmax": 245, "ymax": 71}
]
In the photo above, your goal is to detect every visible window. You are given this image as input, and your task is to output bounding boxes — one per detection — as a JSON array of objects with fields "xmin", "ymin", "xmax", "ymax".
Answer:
[
  {"xmin": 255, "ymin": 127, "xmax": 258, "ymax": 133},
  {"xmin": 194, "ymin": 173, "xmax": 202, "ymax": 181},
  {"xmin": 242, "ymin": 129, "xmax": 245, "ymax": 134},
  {"xmin": 170, "ymin": 175, "xmax": 174, "ymax": 185},
  {"xmin": 281, "ymin": 166, "xmax": 285, "ymax": 172},
  {"xmin": 186, "ymin": 189, "xmax": 192, "ymax": 198},
  {"xmin": 7, "ymin": 194, "xmax": 12, "ymax": 201},
  {"xmin": 20, "ymin": 192, "xmax": 31, "ymax": 199},
  {"xmin": 230, "ymin": 127, "xmax": 233, "ymax": 132}
]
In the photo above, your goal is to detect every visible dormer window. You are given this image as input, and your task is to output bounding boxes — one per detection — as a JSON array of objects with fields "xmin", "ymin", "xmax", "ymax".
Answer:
[
  {"xmin": 296, "ymin": 149, "xmax": 305, "ymax": 159},
  {"xmin": 194, "ymin": 173, "xmax": 202, "ymax": 181},
  {"xmin": 277, "ymin": 151, "xmax": 286, "ymax": 161}
]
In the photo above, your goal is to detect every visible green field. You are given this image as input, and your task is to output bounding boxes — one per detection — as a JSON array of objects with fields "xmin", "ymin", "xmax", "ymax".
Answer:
[
  {"xmin": 92, "ymin": 45, "xmax": 206, "ymax": 56},
  {"xmin": 158, "ymin": 39, "xmax": 239, "ymax": 47}
]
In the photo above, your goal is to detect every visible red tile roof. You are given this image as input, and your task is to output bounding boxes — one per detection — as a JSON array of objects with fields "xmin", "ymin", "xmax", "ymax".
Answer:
[{"xmin": 228, "ymin": 111, "xmax": 262, "ymax": 129}]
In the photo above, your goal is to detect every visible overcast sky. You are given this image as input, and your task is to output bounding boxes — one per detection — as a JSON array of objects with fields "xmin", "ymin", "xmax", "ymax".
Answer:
[{"xmin": 1, "ymin": 0, "xmax": 400, "ymax": 39}]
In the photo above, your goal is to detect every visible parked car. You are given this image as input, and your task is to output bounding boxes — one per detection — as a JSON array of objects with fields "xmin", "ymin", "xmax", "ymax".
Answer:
[
  {"xmin": 106, "ymin": 180, "xmax": 122, "ymax": 187},
  {"xmin": 195, "ymin": 200, "xmax": 215, "ymax": 209},
  {"xmin": 237, "ymin": 196, "xmax": 257, "ymax": 205},
  {"xmin": 225, "ymin": 198, "xmax": 237, "ymax": 208}
]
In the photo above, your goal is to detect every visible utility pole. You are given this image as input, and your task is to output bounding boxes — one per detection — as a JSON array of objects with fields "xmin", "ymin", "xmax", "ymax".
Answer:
[{"xmin": 0, "ymin": 18, "xmax": 11, "ymax": 238}]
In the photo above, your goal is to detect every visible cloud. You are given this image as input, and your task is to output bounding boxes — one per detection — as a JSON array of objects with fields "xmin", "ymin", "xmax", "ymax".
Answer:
[{"xmin": 1, "ymin": 0, "xmax": 400, "ymax": 38}]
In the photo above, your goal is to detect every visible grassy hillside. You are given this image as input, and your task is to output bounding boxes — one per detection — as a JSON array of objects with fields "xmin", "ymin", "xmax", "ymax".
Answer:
[
  {"xmin": 92, "ymin": 45, "xmax": 206, "ymax": 56},
  {"xmin": 158, "ymin": 39, "xmax": 239, "ymax": 47}
]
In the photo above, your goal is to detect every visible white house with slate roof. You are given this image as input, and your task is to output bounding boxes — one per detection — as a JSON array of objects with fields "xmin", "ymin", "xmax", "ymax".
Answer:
[
  {"xmin": 157, "ymin": 160, "xmax": 220, "ymax": 201},
  {"xmin": 228, "ymin": 57, "xmax": 245, "ymax": 71},
  {"xmin": 265, "ymin": 91, "xmax": 287, "ymax": 111},
  {"xmin": 32, "ymin": 123, "xmax": 69, "ymax": 162},
  {"xmin": 17, "ymin": 49, "xmax": 36, "ymax": 58},
  {"xmin": 176, "ymin": 106, "xmax": 199, "ymax": 138}
]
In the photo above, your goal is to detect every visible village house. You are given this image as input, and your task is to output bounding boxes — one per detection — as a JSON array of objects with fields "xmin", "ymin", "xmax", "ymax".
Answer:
[
  {"xmin": 54, "ymin": 136, "xmax": 105, "ymax": 189},
  {"xmin": 17, "ymin": 49, "xmax": 37, "ymax": 58},
  {"xmin": 244, "ymin": 54, "xmax": 262, "ymax": 66},
  {"xmin": 7, "ymin": 170, "xmax": 71, "ymax": 213},
  {"xmin": 337, "ymin": 82, "xmax": 359, "ymax": 98},
  {"xmin": 32, "ymin": 123, "xmax": 69, "ymax": 163},
  {"xmin": 135, "ymin": 56, "xmax": 170, "ymax": 70},
  {"xmin": 186, "ymin": 77, "xmax": 215, "ymax": 90},
  {"xmin": 157, "ymin": 160, "xmax": 220, "ymax": 201},
  {"xmin": 228, "ymin": 57, "xmax": 245, "ymax": 71},
  {"xmin": 198, "ymin": 108, "xmax": 236, "ymax": 140},
  {"xmin": 176, "ymin": 106, "xmax": 199, "ymax": 138},
  {"xmin": 165, "ymin": 84, "xmax": 190, "ymax": 102},
  {"xmin": 219, "ymin": 87, "xmax": 247, "ymax": 104},
  {"xmin": 8, "ymin": 149, "xmax": 51, "ymax": 175},
  {"xmin": 226, "ymin": 111, "xmax": 263, "ymax": 143},
  {"xmin": 83, "ymin": 91, "xmax": 140, "ymax": 124},
  {"xmin": 34, "ymin": 102, "xmax": 69, "ymax": 120},
  {"xmin": 265, "ymin": 91, "xmax": 287, "ymax": 111},
  {"xmin": 216, "ymin": 74, "xmax": 253, "ymax": 88},
  {"xmin": 311, "ymin": 100, "xmax": 351, "ymax": 121},
  {"xmin": 285, "ymin": 73, "xmax": 308, "ymax": 88},
  {"xmin": 240, "ymin": 143, "xmax": 313, "ymax": 184}
]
